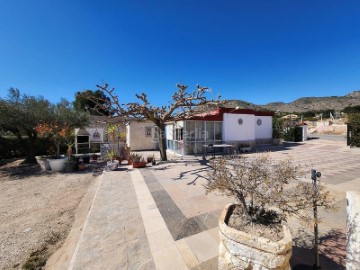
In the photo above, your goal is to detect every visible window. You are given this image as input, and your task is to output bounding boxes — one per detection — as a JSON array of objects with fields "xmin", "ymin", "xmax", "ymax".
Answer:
[
  {"xmin": 206, "ymin": 122, "xmax": 214, "ymax": 140},
  {"xmin": 215, "ymin": 122, "xmax": 222, "ymax": 140},
  {"xmin": 145, "ymin": 127, "xmax": 152, "ymax": 137},
  {"xmin": 195, "ymin": 122, "xmax": 205, "ymax": 141},
  {"xmin": 186, "ymin": 121, "xmax": 196, "ymax": 141},
  {"xmin": 153, "ymin": 126, "xmax": 159, "ymax": 140},
  {"xmin": 175, "ymin": 128, "xmax": 183, "ymax": 141}
]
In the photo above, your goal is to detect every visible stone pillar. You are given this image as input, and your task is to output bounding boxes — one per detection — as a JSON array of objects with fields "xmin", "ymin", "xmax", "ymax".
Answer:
[{"xmin": 346, "ymin": 192, "xmax": 360, "ymax": 270}]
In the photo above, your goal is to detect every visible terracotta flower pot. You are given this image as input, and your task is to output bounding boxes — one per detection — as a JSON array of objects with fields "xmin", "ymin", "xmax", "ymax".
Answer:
[
  {"xmin": 115, "ymin": 156, "xmax": 122, "ymax": 164},
  {"xmin": 218, "ymin": 204, "xmax": 292, "ymax": 270},
  {"xmin": 132, "ymin": 161, "xmax": 147, "ymax": 168},
  {"xmin": 78, "ymin": 163, "xmax": 86, "ymax": 171}
]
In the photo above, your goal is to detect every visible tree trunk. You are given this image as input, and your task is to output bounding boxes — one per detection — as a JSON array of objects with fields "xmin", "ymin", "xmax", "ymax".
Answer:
[
  {"xmin": 158, "ymin": 125, "xmax": 167, "ymax": 161},
  {"xmin": 21, "ymin": 133, "xmax": 38, "ymax": 164},
  {"xmin": 24, "ymin": 149, "xmax": 38, "ymax": 164}
]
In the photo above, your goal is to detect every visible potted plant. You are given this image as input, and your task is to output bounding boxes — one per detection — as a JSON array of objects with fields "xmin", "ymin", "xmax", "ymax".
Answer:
[
  {"xmin": 35, "ymin": 123, "xmax": 72, "ymax": 172},
  {"xmin": 78, "ymin": 161, "xmax": 86, "ymax": 171},
  {"xmin": 205, "ymin": 154, "xmax": 313, "ymax": 269},
  {"xmin": 146, "ymin": 154, "xmax": 155, "ymax": 164},
  {"xmin": 63, "ymin": 141, "xmax": 77, "ymax": 172},
  {"xmin": 36, "ymin": 156, "xmax": 51, "ymax": 171},
  {"xmin": 64, "ymin": 156, "xmax": 77, "ymax": 172},
  {"xmin": 128, "ymin": 152, "xmax": 138, "ymax": 165},
  {"xmin": 130, "ymin": 153, "xmax": 146, "ymax": 168},
  {"xmin": 107, "ymin": 124, "xmax": 128, "ymax": 163},
  {"xmin": 106, "ymin": 150, "xmax": 119, "ymax": 170},
  {"xmin": 82, "ymin": 154, "xmax": 90, "ymax": 164},
  {"xmin": 90, "ymin": 144, "xmax": 99, "ymax": 161}
]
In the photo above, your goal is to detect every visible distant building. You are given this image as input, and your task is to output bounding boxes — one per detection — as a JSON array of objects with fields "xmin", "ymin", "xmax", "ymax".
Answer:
[{"xmin": 281, "ymin": 114, "xmax": 298, "ymax": 120}]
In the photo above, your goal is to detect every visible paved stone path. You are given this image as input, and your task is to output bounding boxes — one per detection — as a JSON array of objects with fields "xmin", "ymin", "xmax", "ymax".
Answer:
[
  {"xmin": 58, "ymin": 139, "xmax": 360, "ymax": 270},
  {"xmin": 68, "ymin": 171, "xmax": 155, "ymax": 270}
]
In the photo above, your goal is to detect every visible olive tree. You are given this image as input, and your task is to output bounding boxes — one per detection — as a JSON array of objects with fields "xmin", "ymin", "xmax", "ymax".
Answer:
[
  {"xmin": 0, "ymin": 89, "xmax": 88, "ymax": 164},
  {"xmin": 205, "ymin": 154, "xmax": 336, "ymax": 225},
  {"xmin": 73, "ymin": 89, "xmax": 113, "ymax": 116}
]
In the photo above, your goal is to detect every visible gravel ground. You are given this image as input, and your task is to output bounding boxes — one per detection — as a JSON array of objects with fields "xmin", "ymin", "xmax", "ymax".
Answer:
[{"xmin": 0, "ymin": 160, "xmax": 101, "ymax": 270}]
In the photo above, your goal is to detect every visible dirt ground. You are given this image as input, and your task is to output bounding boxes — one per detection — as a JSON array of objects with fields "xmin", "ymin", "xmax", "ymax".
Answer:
[{"xmin": 0, "ymin": 160, "xmax": 102, "ymax": 270}]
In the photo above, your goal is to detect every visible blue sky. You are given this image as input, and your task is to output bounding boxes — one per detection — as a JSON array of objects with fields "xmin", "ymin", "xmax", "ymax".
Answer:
[{"xmin": 1, "ymin": 0, "xmax": 360, "ymax": 106}]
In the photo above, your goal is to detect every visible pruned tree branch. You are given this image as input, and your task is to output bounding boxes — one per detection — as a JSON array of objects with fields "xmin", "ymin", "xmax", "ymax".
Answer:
[{"xmin": 83, "ymin": 82, "xmax": 222, "ymax": 160}]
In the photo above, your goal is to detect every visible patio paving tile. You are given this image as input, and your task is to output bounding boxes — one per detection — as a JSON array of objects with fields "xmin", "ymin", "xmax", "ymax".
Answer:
[
  {"xmin": 147, "ymin": 228, "xmax": 174, "ymax": 253},
  {"xmin": 60, "ymin": 139, "xmax": 360, "ymax": 270},
  {"xmin": 152, "ymin": 244, "xmax": 189, "ymax": 270},
  {"xmin": 143, "ymin": 216, "xmax": 168, "ymax": 235},
  {"xmin": 67, "ymin": 171, "xmax": 155, "ymax": 270},
  {"xmin": 184, "ymin": 230, "xmax": 219, "ymax": 263},
  {"xmin": 176, "ymin": 238, "xmax": 200, "ymax": 269}
]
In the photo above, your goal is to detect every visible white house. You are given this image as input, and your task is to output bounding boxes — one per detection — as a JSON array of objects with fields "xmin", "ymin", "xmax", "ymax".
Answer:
[
  {"xmin": 126, "ymin": 120, "xmax": 159, "ymax": 151},
  {"xmin": 75, "ymin": 108, "xmax": 273, "ymax": 155},
  {"xmin": 165, "ymin": 108, "xmax": 274, "ymax": 155}
]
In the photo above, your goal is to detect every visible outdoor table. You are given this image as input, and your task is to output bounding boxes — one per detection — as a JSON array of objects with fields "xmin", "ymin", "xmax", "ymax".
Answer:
[{"xmin": 203, "ymin": 144, "xmax": 234, "ymax": 158}]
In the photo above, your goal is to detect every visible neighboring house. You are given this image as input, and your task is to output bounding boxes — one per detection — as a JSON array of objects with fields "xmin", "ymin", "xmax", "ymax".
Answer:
[
  {"xmin": 74, "ymin": 115, "xmax": 159, "ymax": 154},
  {"xmin": 165, "ymin": 108, "xmax": 274, "ymax": 155},
  {"xmin": 126, "ymin": 120, "xmax": 159, "ymax": 151},
  {"xmin": 74, "ymin": 116, "xmax": 126, "ymax": 154}
]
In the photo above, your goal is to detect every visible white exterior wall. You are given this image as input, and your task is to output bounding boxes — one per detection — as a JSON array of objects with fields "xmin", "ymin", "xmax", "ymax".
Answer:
[
  {"xmin": 255, "ymin": 116, "xmax": 272, "ymax": 139},
  {"xmin": 126, "ymin": 120, "xmax": 158, "ymax": 151},
  {"xmin": 302, "ymin": 125, "xmax": 308, "ymax": 141},
  {"xmin": 223, "ymin": 113, "xmax": 255, "ymax": 141},
  {"xmin": 165, "ymin": 124, "xmax": 174, "ymax": 140},
  {"xmin": 175, "ymin": 121, "xmax": 184, "ymax": 128}
]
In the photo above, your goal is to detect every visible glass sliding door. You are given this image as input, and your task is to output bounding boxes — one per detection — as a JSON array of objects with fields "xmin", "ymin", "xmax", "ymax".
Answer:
[
  {"xmin": 183, "ymin": 120, "xmax": 222, "ymax": 155},
  {"xmin": 214, "ymin": 122, "xmax": 222, "ymax": 144}
]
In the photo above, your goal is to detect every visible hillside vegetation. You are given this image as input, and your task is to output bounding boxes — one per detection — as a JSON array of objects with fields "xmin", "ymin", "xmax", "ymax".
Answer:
[{"xmin": 221, "ymin": 90, "xmax": 360, "ymax": 113}]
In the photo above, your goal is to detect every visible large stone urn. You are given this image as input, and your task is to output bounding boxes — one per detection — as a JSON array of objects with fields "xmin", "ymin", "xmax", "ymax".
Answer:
[
  {"xmin": 48, "ymin": 158, "xmax": 67, "ymax": 172},
  {"xmin": 218, "ymin": 204, "xmax": 292, "ymax": 270},
  {"xmin": 36, "ymin": 156, "xmax": 51, "ymax": 171}
]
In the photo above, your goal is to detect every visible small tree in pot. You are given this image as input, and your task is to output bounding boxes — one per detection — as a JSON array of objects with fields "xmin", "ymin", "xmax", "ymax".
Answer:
[{"xmin": 205, "ymin": 154, "xmax": 335, "ymax": 270}]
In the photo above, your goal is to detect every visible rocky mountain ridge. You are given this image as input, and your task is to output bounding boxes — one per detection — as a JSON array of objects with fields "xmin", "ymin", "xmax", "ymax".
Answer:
[{"xmin": 223, "ymin": 90, "xmax": 360, "ymax": 113}]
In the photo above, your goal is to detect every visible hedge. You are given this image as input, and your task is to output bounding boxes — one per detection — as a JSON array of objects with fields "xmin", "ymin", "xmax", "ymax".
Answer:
[{"xmin": 0, "ymin": 137, "xmax": 67, "ymax": 159}]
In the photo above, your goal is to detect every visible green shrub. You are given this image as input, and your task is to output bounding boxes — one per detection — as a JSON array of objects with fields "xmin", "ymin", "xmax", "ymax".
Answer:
[
  {"xmin": 347, "ymin": 114, "xmax": 360, "ymax": 147},
  {"xmin": 344, "ymin": 105, "xmax": 360, "ymax": 114},
  {"xmin": 0, "ymin": 137, "xmax": 53, "ymax": 159},
  {"xmin": 283, "ymin": 125, "xmax": 303, "ymax": 142}
]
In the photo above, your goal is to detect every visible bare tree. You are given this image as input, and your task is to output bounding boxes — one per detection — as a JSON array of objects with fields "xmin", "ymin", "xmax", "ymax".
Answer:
[
  {"xmin": 83, "ymin": 83, "xmax": 220, "ymax": 161},
  {"xmin": 205, "ymin": 154, "xmax": 336, "ymax": 225}
]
